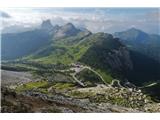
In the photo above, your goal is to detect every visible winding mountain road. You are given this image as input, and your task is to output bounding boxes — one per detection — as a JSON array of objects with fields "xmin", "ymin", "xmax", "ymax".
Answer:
[{"xmin": 58, "ymin": 63, "xmax": 106, "ymax": 87}]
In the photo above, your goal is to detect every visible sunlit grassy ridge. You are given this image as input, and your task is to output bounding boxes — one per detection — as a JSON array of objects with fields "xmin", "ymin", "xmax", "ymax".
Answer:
[{"xmin": 27, "ymin": 32, "xmax": 93, "ymax": 64}]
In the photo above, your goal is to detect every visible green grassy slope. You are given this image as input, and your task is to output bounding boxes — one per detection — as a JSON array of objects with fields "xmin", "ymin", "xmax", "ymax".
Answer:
[{"xmin": 24, "ymin": 32, "xmax": 130, "ymax": 83}]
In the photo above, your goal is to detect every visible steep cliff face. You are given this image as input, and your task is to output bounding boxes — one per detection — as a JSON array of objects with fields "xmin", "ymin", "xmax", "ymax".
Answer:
[
  {"xmin": 104, "ymin": 46, "xmax": 133, "ymax": 72},
  {"xmin": 79, "ymin": 33, "xmax": 133, "ymax": 78}
]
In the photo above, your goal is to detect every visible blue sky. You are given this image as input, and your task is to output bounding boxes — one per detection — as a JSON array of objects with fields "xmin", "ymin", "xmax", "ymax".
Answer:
[{"xmin": 1, "ymin": 8, "xmax": 160, "ymax": 34}]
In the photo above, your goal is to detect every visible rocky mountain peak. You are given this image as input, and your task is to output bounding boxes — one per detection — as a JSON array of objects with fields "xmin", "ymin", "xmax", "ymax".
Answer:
[
  {"xmin": 114, "ymin": 27, "xmax": 150, "ymax": 43},
  {"xmin": 127, "ymin": 27, "xmax": 146, "ymax": 35},
  {"xmin": 65, "ymin": 23, "xmax": 75, "ymax": 28},
  {"xmin": 54, "ymin": 24, "xmax": 60, "ymax": 29},
  {"xmin": 41, "ymin": 19, "xmax": 53, "ymax": 30},
  {"xmin": 61, "ymin": 23, "xmax": 78, "ymax": 32},
  {"xmin": 129, "ymin": 27, "xmax": 139, "ymax": 31},
  {"xmin": 54, "ymin": 23, "xmax": 81, "ymax": 38}
]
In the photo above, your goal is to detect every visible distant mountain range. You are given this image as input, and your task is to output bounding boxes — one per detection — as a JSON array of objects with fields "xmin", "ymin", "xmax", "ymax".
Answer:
[
  {"xmin": 1, "ymin": 20, "xmax": 79, "ymax": 60},
  {"xmin": 2, "ymin": 20, "xmax": 160, "ymax": 86},
  {"xmin": 2, "ymin": 28, "xmax": 51, "ymax": 60},
  {"xmin": 114, "ymin": 28, "xmax": 160, "ymax": 63}
]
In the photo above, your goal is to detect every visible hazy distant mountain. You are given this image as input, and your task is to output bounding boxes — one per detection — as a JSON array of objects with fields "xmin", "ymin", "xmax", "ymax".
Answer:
[
  {"xmin": 1, "ymin": 29, "xmax": 51, "ymax": 60},
  {"xmin": 0, "ymin": 11, "xmax": 11, "ymax": 18},
  {"xmin": 2, "ymin": 25, "xmax": 36, "ymax": 34},
  {"xmin": 1, "ymin": 20, "xmax": 54, "ymax": 60},
  {"xmin": 41, "ymin": 20, "xmax": 53, "ymax": 29},
  {"xmin": 53, "ymin": 23, "xmax": 81, "ymax": 38},
  {"xmin": 114, "ymin": 28, "xmax": 160, "ymax": 63},
  {"xmin": 114, "ymin": 28, "xmax": 150, "ymax": 42},
  {"xmin": 1, "ymin": 20, "xmax": 83, "ymax": 60}
]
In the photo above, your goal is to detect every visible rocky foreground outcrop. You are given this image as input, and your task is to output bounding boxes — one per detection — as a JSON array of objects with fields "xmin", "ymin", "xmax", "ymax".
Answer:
[
  {"xmin": 1, "ymin": 87, "xmax": 140, "ymax": 113},
  {"xmin": 2, "ymin": 83, "xmax": 160, "ymax": 113}
]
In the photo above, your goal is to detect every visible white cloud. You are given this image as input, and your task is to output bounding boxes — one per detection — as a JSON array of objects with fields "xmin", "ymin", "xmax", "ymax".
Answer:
[{"xmin": 1, "ymin": 8, "xmax": 159, "ymax": 34}]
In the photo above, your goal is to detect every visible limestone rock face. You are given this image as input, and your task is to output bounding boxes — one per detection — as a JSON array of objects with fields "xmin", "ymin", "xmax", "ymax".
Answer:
[
  {"xmin": 105, "ymin": 46, "xmax": 133, "ymax": 71},
  {"xmin": 54, "ymin": 23, "xmax": 81, "ymax": 38}
]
